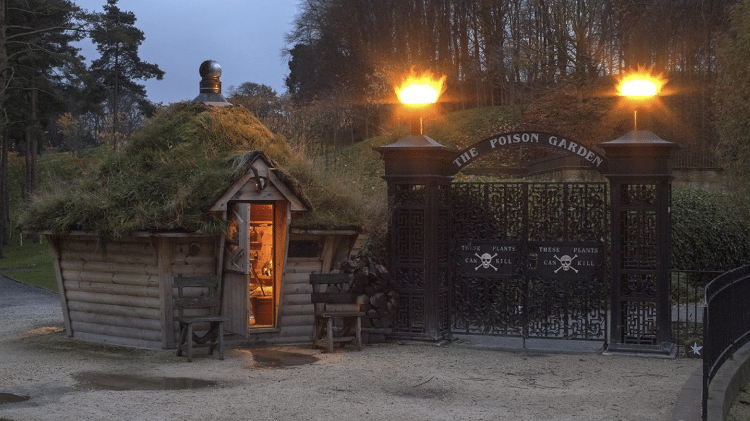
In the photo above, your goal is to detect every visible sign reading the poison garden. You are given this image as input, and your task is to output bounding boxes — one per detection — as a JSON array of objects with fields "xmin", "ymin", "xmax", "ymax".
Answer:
[
  {"xmin": 450, "ymin": 131, "xmax": 607, "ymax": 174},
  {"xmin": 457, "ymin": 243, "xmax": 518, "ymax": 276},
  {"xmin": 533, "ymin": 244, "xmax": 601, "ymax": 279}
]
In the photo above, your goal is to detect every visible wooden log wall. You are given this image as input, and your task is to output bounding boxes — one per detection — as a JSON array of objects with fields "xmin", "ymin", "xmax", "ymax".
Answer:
[
  {"xmin": 51, "ymin": 234, "xmax": 216, "ymax": 350},
  {"xmin": 51, "ymin": 231, "xmax": 365, "ymax": 349},
  {"xmin": 246, "ymin": 233, "xmax": 367, "ymax": 346},
  {"xmin": 167, "ymin": 237, "xmax": 217, "ymax": 348},
  {"xmin": 54, "ymin": 235, "xmax": 163, "ymax": 348}
]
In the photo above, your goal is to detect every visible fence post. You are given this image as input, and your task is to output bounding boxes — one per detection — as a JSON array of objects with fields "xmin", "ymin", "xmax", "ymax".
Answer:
[
  {"xmin": 703, "ymin": 303, "xmax": 709, "ymax": 421},
  {"xmin": 600, "ymin": 130, "xmax": 678, "ymax": 357},
  {"xmin": 374, "ymin": 135, "xmax": 457, "ymax": 341}
]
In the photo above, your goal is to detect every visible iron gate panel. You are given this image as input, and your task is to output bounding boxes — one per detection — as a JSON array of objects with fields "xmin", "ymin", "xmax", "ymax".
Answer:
[{"xmin": 451, "ymin": 182, "xmax": 608, "ymax": 340}]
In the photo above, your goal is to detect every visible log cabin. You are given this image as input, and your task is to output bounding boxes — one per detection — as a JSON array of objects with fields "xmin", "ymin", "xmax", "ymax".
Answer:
[
  {"xmin": 42, "ymin": 153, "xmax": 365, "ymax": 349},
  {"xmin": 21, "ymin": 97, "xmax": 369, "ymax": 349}
]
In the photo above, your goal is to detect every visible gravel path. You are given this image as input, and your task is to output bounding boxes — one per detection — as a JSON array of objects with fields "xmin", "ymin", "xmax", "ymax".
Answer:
[{"xmin": 0, "ymin": 275, "xmax": 699, "ymax": 421}]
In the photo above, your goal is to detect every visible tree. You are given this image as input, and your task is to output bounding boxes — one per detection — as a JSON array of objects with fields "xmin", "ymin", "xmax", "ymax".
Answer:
[
  {"xmin": 227, "ymin": 82, "xmax": 280, "ymax": 119},
  {"xmin": 287, "ymin": 0, "xmax": 734, "ymax": 106},
  {"xmin": 715, "ymin": 0, "xmax": 750, "ymax": 190},
  {"xmin": 89, "ymin": 0, "xmax": 163, "ymax": 150},
  {"xmin": 7, "ymin": 0, "xmax": 85, "ymax": 198},
  {"xmin": 0, "ymin": 0, "xmax": 88, "ymax": 247},
  {"xmin": 50, "ymin": 56, "xmax": 107, "ymax": 152}
]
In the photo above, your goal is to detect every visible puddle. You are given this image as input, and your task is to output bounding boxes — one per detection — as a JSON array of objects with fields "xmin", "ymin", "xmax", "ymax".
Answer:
[
  {"xmin": 72, "ymin": 372, "xmax": 219, "ymax": 391},
  {"xmin": 250, "ymin": 349, "xmax": 318, "ymax": 367},
  {"xmin": 0, "ymin": 393, "xmax": 31, "ymax": 404}
]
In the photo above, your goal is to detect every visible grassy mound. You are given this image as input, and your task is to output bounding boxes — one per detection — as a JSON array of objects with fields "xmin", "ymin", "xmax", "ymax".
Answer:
[{"xmin": 19, "ymin": 103, "xmax": 297, "ymax": 239}]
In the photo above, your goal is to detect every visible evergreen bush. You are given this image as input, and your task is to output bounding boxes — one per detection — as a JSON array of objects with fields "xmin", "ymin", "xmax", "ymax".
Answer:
[{"xmin": 671, "ymin": 186, "xmax": 750, "ymax": 274}]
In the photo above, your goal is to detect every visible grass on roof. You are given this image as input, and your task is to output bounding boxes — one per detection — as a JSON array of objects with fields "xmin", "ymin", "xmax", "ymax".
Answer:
[
  {"xmin": 18, "ymin": 102, "xmax": 398, "ymax": 240},
  {"xmin": 20, "ymin": 103, "xmax": 293, "ymax": 238}
]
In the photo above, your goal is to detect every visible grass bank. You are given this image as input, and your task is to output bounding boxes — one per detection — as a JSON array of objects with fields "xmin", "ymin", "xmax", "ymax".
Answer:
[
  {"xmin": 0, "ymin": 234, "xmax": 56, "ymax": 291},
  {"xmin": 0, "ymin": 146, "xmax": 106, "ymax": 293}
]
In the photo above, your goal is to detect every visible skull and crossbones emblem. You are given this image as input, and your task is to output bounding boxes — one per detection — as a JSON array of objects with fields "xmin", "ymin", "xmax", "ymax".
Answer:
[
  {"xmin": 554, "ymin": 254, "xmax": 578, "ymax": 273},
  {"xmin": 475, "ymin": 253, "xmax": 498, "ymax": 271}
]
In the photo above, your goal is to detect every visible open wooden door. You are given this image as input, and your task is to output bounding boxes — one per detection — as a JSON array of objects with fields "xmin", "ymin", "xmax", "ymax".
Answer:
[
  {"xmin": 223, "ymin": 202, "xmax": 250, "ymax": 335},
  {"xmin": 222, "ymin": 202, "xmax": 282, "ymax": 336}
]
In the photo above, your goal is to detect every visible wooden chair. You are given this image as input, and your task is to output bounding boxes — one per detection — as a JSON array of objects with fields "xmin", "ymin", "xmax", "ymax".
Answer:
[
  {"xmin": 310, "ymin": 273, "xmax": 364, "ymax": 352},
  {"xmin": 174, "ymin": 275, "xmax": 226, "ymax": 362}
]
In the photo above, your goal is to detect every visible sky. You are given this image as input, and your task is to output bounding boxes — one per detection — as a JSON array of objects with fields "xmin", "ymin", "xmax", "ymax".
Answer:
[{"xmin": 74, "ymin": 0, "xmax": 301, "ymax": 105}]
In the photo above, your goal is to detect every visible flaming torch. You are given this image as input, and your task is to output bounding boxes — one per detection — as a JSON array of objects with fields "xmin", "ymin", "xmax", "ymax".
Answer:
[
  {"xmin": 618, "ymin": 68, "xmax": 666, "ymax": 130},
  {"xmin": 395, "ymin": 68, "xmax": 446, "ymax": 135}
]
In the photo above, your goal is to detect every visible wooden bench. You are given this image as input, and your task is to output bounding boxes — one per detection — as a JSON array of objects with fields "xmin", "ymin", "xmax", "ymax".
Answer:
[
  {"xmin": 174, "ymin": 275, "xmax": 226, "ymax": 362},
  {"xmin": 310, "ymin": 273, "xmax": 364, "ymax": 352}
]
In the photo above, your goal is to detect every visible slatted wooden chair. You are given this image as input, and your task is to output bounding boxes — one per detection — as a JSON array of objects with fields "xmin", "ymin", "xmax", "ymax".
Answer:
[
  {"xmin": 310, "ymin": 273, "xmax": 364, "ymax": 352},
  {"xmin": 174, "ymin": 275, "xmax": 226, "ymax": 362}
]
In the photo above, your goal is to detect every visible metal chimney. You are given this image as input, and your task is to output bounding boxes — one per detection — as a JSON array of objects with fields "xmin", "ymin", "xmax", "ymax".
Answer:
[{"xmin": 192, "ymin": 59, "xmax": 230, "ymax": 106}]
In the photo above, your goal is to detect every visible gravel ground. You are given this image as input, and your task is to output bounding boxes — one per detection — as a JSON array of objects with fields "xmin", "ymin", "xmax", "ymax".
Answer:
[{"xmin": 0, "ymin": 275, "xmax": 701, "ymax": 421}]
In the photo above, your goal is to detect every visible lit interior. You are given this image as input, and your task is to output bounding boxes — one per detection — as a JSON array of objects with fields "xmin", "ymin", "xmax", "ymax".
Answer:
[
  {"xmin": 248, "ymin": 204, "xmax": 274, "ymax": 328},
  {"xmin": 224, "ymin": 202, "xmax": 277, "ymax": 331}
]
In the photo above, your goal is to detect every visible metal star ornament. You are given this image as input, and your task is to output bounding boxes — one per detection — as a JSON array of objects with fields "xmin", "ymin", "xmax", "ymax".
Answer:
[{"xmin": 690, "ymin": 342, "xmax": 703, "ymax": 356}]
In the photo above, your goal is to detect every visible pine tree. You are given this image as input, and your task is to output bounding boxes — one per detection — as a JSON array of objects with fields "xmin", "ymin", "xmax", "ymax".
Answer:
[{"xmin": 89, "ymin": 0, "xmax": 164, "ymax": 150}]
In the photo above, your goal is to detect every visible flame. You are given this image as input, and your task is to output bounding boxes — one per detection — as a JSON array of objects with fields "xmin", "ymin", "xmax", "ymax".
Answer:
[
  {"xmin": 395, "ymin": 68, "xmax": 446, "ymax": 105},
  {"xmin": 618, "ymin": 67, "xmax": 667, "ymax": 98}
]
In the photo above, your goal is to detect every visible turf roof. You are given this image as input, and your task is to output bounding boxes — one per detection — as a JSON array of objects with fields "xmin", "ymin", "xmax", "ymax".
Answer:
[{"xmin": 19, "ymin": 103, "xmax": 321, "ymax": 239}]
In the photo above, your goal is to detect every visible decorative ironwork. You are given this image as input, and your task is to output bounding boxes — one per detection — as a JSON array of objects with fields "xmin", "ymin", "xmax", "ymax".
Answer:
[
  {"xmin": 390, "ymin": 180, "xmax": 451, "ymax": 339},
  {"xmin": 622, "ymin": 301, "xmax": 657, "ymax": 345},
  {"xmin": 394, "ymin": 267, "xmax": 425, "ymax": 289},
  {"xmin": 451, "ymin": 275, "xmax": 525, "ymax": 336},
  {"xmin": 528, "ymin": 184, "xmax": 565, "ymax": 241},
  {"xmin": 620, "ymin": 210, "xmax": 657, "ymax": 270},
  {"xmin": 610, "ymin": 182, "xmax": 669, "ymax": 350},
  {"xmin": 438, "ymin": 289, "xmax": 450, "ymax": 332},
  {"xmin": 396, "ymin": 184, "xmax": 426, "ymax": 205},
  {"xmin": 620, "ymin": 273, "xmax": 657, "ymax": 298},
  {"xmin": 451, "ymin": 182, "xmax": 608, "ymax": 341},
  {"xmin": 453, "ymin": 183, "xmax": 525, "ymax": 242},
  {"xmin": 438, "ymin": 208, "xmax": 450, "ymax": 266},
  {"xmin": 438, "ymin": 184, "xmax": 451, "ymax": 207},
  {"xmin": 394, "ymin": 293, "xmax": 426, "ymax": 334},
  {"xmin": 394, "ymin": 208, "xmax": 424, "ymax": 264},
  {"xmin": 567, "ymin": 183, "xmax": 608, "ymax": 242},
  {"xmin": 621, "ymin": 184, "xmax": 656, "ymax": 206}
]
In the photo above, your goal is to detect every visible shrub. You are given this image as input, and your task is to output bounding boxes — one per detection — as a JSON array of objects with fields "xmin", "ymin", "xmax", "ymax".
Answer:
[{"xmin": 671, "ymin": 186, "xmax": 750, "ymax": 273}]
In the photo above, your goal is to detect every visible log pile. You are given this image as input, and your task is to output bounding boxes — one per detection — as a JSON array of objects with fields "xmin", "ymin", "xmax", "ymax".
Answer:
[{"xmin": 340, "ymin": 256, "xmax": 398, "ymax": 344}]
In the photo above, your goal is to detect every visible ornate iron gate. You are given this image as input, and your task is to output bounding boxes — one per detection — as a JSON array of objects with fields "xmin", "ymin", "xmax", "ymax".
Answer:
[{"xmin": 451, "ymin": 182, "xmax": 608, "ymax": 341}]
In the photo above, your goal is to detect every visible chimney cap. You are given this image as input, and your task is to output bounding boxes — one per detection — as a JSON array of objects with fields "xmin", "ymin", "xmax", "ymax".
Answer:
[
  {"xmin": 199, "ymin": 60, "xmax": 222, "ymax": 79},
  {"xmin": 193, "ymin": 60, "xmax": 230, "ymax": 107}
]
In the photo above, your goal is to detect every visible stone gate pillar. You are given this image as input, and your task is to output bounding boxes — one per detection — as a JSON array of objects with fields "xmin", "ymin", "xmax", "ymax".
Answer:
[
  {"xmin": 600, "ymin": 130, "xmax": 678, "ymax": 357},
  {"xmin": 374, "ymin": 135, "xmax": 457, "ymax": 341}
]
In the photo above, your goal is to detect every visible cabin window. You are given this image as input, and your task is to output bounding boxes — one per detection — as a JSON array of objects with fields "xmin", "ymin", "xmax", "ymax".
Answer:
[{"xmin": 288, "ymin": 240, "xmax": 322, "ymax": 258}]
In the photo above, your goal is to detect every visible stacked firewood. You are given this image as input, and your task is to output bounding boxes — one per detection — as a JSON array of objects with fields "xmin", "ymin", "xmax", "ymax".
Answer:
[{"xmin": 340, "ymin": 256, "xmax": 399, "ymax": 344}]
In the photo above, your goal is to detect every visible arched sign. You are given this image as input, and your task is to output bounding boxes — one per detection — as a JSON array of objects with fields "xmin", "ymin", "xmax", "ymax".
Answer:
[{"xmin": 449, "ymin": 131, "xmax": 607, "ymax": 175}]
